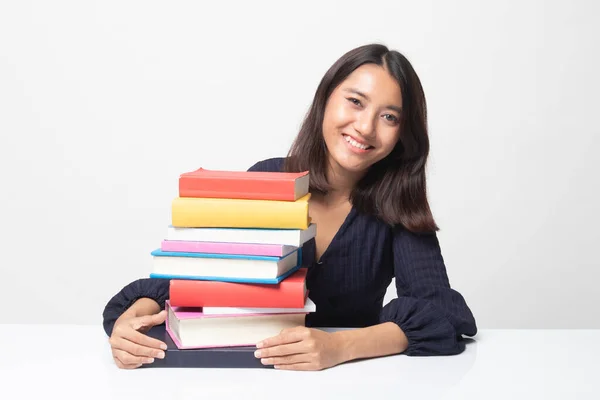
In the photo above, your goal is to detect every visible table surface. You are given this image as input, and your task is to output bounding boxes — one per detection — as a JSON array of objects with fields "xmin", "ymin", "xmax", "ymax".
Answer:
[{"xmin": 0, "ymin": 325, "xmax": 598, "ymax": 400}]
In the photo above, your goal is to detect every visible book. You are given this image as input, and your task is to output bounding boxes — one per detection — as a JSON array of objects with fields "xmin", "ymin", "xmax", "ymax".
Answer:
[
  {"xmin": 171, "ymin": 194, "xmax": 311, "ymax": 229},
  {"xmin": 202, "ymin": 297, "xmax": 316, "ymax": 315},
  {"xmin": 142, "ymin": 325, "xmax": 267, "ymax": 369},
  {"xmin": 169, "ymin": 267, "xmax": 309, "ymax": 308},
  {"xmin": 165, "ymin": 223, "xmax": 316, "ymax": 247},
  {"xmin": 179, "ymin": 168, "xmax": 310, "ymax": 201},
  {"xmin": 160, "ymin": 239, "xmax": 298, "ymax": 257},
  {"xmin": 150, "ymin": 248, "xmax": 301, "ymax": 283},
  {"xmin": 165, "ymin": 300, "xmax": 307, "ymax": 349}
]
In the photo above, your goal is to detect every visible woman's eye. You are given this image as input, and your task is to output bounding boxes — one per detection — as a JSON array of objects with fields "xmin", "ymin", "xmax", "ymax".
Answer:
[
  {"xmin": 347, "ymin": 97, "xmax": 361, "ymax": 106},
  {"xmin": 384, "ymin": 114, "xmax": 398, "ymax": 123}
]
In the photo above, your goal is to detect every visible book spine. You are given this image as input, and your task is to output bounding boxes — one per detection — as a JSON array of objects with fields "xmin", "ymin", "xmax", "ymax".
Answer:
[
  {"xmin": 179, "ymin": 177, "xmax": 296, "ymax": 201},
  {"xmin": 171, "ymin": 194, "xmax": 311, "ymax": 229},
  {"xmin": 169, "ymin": 278, "xmax": 305, "ymax": 308}
]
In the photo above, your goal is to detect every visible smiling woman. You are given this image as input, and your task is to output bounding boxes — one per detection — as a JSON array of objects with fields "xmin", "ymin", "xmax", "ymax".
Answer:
[
  {"xmin": 103, "ymin": 43, "xmax": 477, "ymax": 371},
  {"xmin": 284, "ymin": 44, "xmax": 433, "ymax": 231}
]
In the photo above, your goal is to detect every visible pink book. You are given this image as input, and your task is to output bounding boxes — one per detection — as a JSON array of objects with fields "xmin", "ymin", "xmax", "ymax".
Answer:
[
  {"xmin": 160, "ymin": 239, "xmax": 298, "ymax": 257},
  {"xmin": 165, "ymin": 301, "xmax": 307, "ymax": 349}
]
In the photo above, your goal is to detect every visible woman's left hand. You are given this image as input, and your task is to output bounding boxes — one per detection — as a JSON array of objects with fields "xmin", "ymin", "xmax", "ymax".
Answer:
[{"xmin": 254, "ymin": 326, "xmax": 347, "ymax": 371}]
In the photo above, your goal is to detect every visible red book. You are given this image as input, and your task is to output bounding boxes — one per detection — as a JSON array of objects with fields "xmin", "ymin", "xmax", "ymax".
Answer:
[
  {"xmin": 178, "ymin": 168, "xmax": 310, "ymax": 201},
  {"xmin": 169, "ymin": 268, "xmax": 308, "ymax": 308}
]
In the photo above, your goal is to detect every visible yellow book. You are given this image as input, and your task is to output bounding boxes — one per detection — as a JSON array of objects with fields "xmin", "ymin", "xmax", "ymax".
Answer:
[{"xmin": 171, "ymin": 193, "xmax": 311, "ymax": 229}]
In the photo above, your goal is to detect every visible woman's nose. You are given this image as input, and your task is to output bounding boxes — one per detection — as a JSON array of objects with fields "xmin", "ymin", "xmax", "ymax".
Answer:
[{"xmin": 354, "ymin": 112, "xmax": 376, "ymax": 138}]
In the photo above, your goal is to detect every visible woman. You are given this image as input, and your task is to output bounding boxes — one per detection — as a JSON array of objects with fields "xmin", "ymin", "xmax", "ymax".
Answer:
[{"xmin": 103, "ymin": 43, "xmax": 477, "ymax": 371}]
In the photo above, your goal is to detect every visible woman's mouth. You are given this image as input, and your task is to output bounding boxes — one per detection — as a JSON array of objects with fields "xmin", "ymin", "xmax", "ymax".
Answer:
[{"xmin": 343, "ymin": 134, "xmax": 373, "ymax": 153}]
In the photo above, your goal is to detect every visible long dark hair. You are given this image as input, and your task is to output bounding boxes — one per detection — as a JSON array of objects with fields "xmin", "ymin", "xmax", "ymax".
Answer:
[{"xmin": 284, "ymin": 43, "xmax": 438, "ymax": 233}]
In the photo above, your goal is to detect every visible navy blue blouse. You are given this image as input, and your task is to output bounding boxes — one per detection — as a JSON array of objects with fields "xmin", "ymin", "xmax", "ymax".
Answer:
[{"xmin": 102, "ymin": 157, "xmax": 477, "ymax": 356}]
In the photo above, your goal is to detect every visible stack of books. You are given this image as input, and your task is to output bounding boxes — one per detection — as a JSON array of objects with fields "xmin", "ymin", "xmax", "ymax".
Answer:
[{"xmin": 148, "ymin": 167, "xmax": 317, "ymax": 351}]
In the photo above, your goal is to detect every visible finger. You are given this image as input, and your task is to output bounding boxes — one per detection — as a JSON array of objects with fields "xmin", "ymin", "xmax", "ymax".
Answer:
[
  {"xmin": 120, "ymin": 324, "xmax": 168, "ymax": 351},
  {"xmin": 111, "ymin": 336, "xmax": 165, "ymax": 359},
  {"xmin": 255, "ymin": 342, "xmax": 304, "ymax": 358},
  {"xmin": 256, "ymin": 326, "xmax": 308, "ymax": 348},
  {"xmin": 113, "ymin": 348, "xmax": 155, "ymax": 367},
  {"xmin": 260, "ymin": 353, "xmax": 312, "ymax": 366},
  {"xmin": 131, "ymin": 311, "xmax": 167, "ymax": 331},
  {"xmin": 113, "ymin": 348, "xmax": 154, "ymax": 366},
  {"xmin": 113, "ymin": 356, "xmax": 142, "ymax": 370}
]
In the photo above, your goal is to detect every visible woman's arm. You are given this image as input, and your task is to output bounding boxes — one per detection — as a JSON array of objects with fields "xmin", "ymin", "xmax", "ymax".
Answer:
[
  {"xmin": 105, "ymin": 278, "xmax": 171, "ymax": 369},
  {"xmin": 103, "ymin": 277, "xmax": 171, "ymax": 336},
  {"xmin": 378, "ymin": 226, "xmax": 477, "ymax": 356},
  {"xmin": 334, "ymin": 322, "xmax": 408, "ymax": 362},
  {"xmin": 254, "ymin": 322, "xmax": 409, "ymax": 370},
  {"xmin": 114, "ymin": 297, "xmax": 161, "ymax": 321},
  {"xmin": 256, "ymin": 226, "xmax": 476, "ymax": 369}
]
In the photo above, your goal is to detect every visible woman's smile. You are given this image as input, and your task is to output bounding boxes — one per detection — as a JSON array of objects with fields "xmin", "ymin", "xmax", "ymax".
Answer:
[{"xmin": 342, "ymin": 133, "xmax": 374, "ymax": 154}]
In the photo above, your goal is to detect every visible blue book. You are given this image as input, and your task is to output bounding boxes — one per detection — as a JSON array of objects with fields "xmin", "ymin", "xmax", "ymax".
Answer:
[{"xmin": 149, "ymin": 248, "xmax": 302, "ymax": 284}]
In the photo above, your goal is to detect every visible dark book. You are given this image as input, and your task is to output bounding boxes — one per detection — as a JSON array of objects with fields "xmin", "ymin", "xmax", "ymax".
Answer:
[{"xmin": 141, "ymin": 324, "xmax": 269, "ymax": 368}]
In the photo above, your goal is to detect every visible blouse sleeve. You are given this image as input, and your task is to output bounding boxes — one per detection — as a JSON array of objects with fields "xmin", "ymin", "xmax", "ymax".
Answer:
[
  {"xmin": 379, "ymin": 226, "xmax": 477, "ymax": 356},
  {"xmin": 102, "ymin": 278, "xmax": 171, "ymax": 337}
]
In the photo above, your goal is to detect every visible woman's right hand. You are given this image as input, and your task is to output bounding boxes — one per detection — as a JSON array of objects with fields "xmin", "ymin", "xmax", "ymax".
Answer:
[{"xmin": 109, "ymin": 309, "xmax": 168, "ymax": 369}]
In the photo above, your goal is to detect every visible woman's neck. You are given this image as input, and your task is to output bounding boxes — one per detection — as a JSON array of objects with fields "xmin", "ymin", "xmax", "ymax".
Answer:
[{"xmin": 323, "ymin": 158, "xmax": 365, "ymax": 204}]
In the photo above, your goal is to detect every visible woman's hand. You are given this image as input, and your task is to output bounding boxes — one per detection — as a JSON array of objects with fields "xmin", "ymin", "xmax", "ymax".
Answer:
[
  {"xmin": 109, "ymin": 310, "xmax": 168, "ymax": 369},
  {"xmin": 254, "ymin": 326, "xmax": 348, "ymax": 371}
]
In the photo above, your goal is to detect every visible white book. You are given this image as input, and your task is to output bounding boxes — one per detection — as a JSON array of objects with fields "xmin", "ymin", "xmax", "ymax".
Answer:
[{"xmin": 165, "ymin": 223, "xmax": 317, "ymax": 246}]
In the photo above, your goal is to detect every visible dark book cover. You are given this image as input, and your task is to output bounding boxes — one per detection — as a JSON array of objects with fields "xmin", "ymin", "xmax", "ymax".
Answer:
[{"xmin": 141, "ymin": 325, "xmax": 270, "ymax": 368}]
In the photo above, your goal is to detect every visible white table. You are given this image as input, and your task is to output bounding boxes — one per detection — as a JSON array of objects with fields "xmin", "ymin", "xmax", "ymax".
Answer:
[{"xmin": 0, "ymin": 325, "xmax": 598, "ymax": 399}]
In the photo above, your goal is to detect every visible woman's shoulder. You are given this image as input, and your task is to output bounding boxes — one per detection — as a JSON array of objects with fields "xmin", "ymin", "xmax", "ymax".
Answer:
[{"xmin": 247, "ymin": 157, "xmax": 286, "ymax": 172}]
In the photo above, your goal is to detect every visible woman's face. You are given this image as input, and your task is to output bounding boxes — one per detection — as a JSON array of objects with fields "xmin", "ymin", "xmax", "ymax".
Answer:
[{"xmin": 322, "ymin": 64, "xmax": 403, "ymax": 175}]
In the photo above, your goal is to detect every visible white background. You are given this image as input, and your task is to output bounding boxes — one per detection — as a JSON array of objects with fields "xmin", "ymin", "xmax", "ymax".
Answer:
[{"xmin": 0, "ymin": 0, "xmax": 598, "ymax": 329}]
